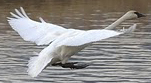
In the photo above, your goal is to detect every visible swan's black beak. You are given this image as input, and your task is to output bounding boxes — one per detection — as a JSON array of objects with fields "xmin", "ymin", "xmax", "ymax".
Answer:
[{"xmin": 134, "ymin": 12, "xmax": 146, "ymax": 18}]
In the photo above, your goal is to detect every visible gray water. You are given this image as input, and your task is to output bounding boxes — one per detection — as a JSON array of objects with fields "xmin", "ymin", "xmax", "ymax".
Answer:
[{"xmin": 0, "ymin": 0, "xmax": 151, "ymax": 83}]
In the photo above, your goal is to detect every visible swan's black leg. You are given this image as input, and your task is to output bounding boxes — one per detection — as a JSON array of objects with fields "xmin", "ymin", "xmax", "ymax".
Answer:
[{"xmin": 52, "ymin": 62, "xmax": 89, "ymax": 69}]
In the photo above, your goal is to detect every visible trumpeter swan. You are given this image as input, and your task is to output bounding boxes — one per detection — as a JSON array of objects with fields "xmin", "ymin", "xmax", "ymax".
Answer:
[
  {"xmin": 27, "ymin": 24, "xmax": 136, "ymax": 77},
  {"xmin": 7, "ymin": 7, "xmax": 145, "ymax": 77},
  {"xmin": 8, "ymin": 7, "xmax": 145, "ymax": 45}
]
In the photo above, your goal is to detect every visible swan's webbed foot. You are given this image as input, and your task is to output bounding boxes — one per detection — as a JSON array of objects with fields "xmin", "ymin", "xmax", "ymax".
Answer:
[
  {"xmin": 62, "ymin": 62, "xmax": 89, "ymax": 69},
  {"xmin": 52, "ymin": 62, "xmax": 89, "ymax": 69}
]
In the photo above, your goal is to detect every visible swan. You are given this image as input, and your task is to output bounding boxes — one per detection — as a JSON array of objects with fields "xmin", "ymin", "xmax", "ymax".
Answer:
[
  {"xmin": 27, "ymin": 24, "xmax": 137, "ymax": 77},
  {"xmin": 7, "ymin": 7, "xmax": 145, "ymax": 77},
  {"xmin": 8, "ymin": 7, "xmax": 145, "ymax": 45}
]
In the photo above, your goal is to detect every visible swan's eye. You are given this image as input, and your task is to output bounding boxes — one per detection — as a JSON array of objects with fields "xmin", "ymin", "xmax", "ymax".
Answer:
[{"xmin": 134, "ymin": 12, "xmax": 146, "ymax": 18}]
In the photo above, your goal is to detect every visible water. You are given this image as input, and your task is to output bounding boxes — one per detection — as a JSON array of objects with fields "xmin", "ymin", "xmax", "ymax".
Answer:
[{"xmin": 0, "ymin": 0, "xmax": 151, "ymax": 83}]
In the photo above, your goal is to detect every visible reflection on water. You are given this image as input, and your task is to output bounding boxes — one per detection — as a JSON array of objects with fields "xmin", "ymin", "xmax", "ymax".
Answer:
[{"xmin": 0, "ymin": 0, "xmax": 151, "ymax": 83}]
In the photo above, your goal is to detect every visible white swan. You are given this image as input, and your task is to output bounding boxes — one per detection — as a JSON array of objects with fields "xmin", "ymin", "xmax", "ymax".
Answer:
[
  {"xmin": 7, "ymin": 7, "xmax": 145, "ymax": 77},
  {"xmin": 8, "ymin": 7, "xmax": 145, "ymax": 45},
  {"xmin": 27, "ymin": 24, "xmax": 137, "ymax": 77}
]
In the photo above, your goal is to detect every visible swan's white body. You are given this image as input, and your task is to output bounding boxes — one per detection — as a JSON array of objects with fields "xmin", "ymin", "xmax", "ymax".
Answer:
[{"xmin": 8, "ymin": 7, "xmax": 141, "ymax": 77}]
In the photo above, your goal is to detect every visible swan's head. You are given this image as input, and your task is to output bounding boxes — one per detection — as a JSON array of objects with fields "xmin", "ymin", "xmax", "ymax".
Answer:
[{"xmin": 124, "ymin": 10, "xmax": 145, "ymax": 20}]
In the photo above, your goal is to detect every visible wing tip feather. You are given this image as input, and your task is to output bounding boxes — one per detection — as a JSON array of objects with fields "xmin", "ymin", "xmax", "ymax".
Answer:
[
  {"xmin": 123, "ymin": 24, "xmax": 136, "ymax": 34},
  {"xmin": 20, "ymin": 7, "xmax": 29, "ymax": 19}
]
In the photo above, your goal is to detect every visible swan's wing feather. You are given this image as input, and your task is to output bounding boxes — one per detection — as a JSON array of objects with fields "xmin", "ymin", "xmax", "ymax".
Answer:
[
  {"xmin": 14, "ymin": 9, "xmax": 25, "ymax": 18},
  {"xmin": 57, "ymin": 24, "xmax": 136, "ymax": 47},
  {"xmin": 20, "ymin": 7, "xmax": 30, "ymax": 18},
  {"xmin": 8, "ymin": 7, "xmax": 67, "ymax": 45},
  {"xmin": 27, "ymin": 44, "xmax": 56, "ymax": 77},
  {"xmin": 57, "ymin": 30, "xmax": 121, "ymax": 47}
]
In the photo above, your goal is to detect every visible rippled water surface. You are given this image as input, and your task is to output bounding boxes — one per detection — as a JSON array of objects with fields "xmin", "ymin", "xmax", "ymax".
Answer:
[{"xmin": 0, "ymin": 0, "xmax": 151, "ymax": 83}]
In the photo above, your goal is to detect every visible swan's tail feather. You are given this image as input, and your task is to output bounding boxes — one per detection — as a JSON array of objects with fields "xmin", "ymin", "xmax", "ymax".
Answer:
[{"xmin": 27, "ymin": 53, "xmax": 53, "ymax": 77}]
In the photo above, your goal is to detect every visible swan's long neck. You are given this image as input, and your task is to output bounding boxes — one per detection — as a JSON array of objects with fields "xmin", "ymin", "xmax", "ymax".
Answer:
[{"xmin": 105, "ymin": 14, "xmax": 127, "ymax": 30}]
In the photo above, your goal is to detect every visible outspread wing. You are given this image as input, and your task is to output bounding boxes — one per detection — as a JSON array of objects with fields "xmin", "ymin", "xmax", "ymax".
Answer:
[
  {"xmin": 56, "ymin": 24, "xmax": 136, "ymax": 47},
  {"xmin": 7, "ymin": 7, "xmax": 67, "ymax": 45}
]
